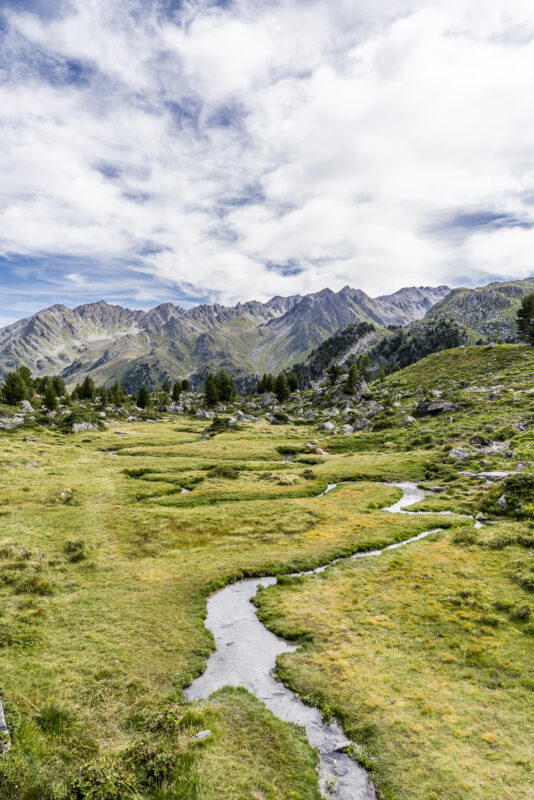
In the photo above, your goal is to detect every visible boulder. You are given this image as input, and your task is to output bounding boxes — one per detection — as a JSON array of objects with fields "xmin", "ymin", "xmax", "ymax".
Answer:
[
  {"xmin": 190, "ymin": 730, "xmax": 212, "ymax": 743},
  {"xmin": 402, "ymin": 415, "xmax": 416, "ymax": 424},
  {"xmin": 0, "ymin": 415, "xmax": 24, "ymax": 430},
  {"xmin": 417, "ymin": 400, "xmax": 457, "ymax": 415},
  {"xmin": 72, "ymin": 422, "xmax": 98, "ymax": 433},
  {"xmin": 448, "ymin": 448, "xmax": 471, "ymax": 462},
  {"xmin": 321, "ymin": 421, "xmax": 336, "ymax": 431},
  {"xmin": 21, "ymin": 400, "xmax": 33, "ymax": 413},
  {"xmin": 353, "ymin": 419, "xmax": 371, "ymax": 431},
  {"xmin": 477, "ymin": 471, "xmax": 514, "ymax": 482},
  {"xmin": 365, "ymin": 404, "xmax": 384, "ymax": 419}
]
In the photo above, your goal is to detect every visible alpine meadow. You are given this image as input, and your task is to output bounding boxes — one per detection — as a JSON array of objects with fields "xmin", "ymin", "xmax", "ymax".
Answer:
[{"xmin": 2, "ymin": 1, "xmax": 534, "ymax": 799}]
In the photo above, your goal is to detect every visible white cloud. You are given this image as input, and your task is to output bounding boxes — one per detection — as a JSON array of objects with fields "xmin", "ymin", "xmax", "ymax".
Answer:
[{"xmin": 1, "ymin": 0, "xmax": 534, "ymax": 309}]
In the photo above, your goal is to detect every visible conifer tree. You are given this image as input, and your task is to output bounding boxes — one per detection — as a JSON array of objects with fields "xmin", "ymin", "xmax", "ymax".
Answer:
[
  {"xmin": 517, "ymin": 293, "xmax": 534, "ymax": 344},
  {"xmin": 287, "ymin": 373, "xmax": 299, "ymax": 393},
  {"xmin": 344, "ymin": 363, "xmax": 359, "ymax": 394},
  {"xmin": 172, "ymin": 381, "xmax": 181, "ymax": 402},
  {"xmin": 2, "ymin": 371, "xmax": 28, "ymax": 405},
  {"xmin": 137, "ymin": 386, "xmax": 151, "ymax": 409},
  {"xmin": 44, "ymin": 380, "xmax": 58, "ymax": 411},
  {"xmin": 205, "ymin": 374, "xmax": 219, "ymax": 406},
  {"xmin": 274, "ymin": 373, "xmax": 289, "ymax": 402}
]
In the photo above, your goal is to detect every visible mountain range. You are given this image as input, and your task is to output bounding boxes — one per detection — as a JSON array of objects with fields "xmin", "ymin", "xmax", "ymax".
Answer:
[{"xmin": 0, "ymin": 277, "xmax": 532, "ymax": 392}]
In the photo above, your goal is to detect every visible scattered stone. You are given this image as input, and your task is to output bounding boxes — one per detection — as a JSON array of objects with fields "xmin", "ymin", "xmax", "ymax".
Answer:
[
  {"xmin": 196, "ymin": 409, "xmax": 215, "ymax": 419},
  {"xmin": 21, "ymin": 400, "xmax": 33, "ymax": 413},
  {"xmin": 190, "ymin": 730, "xmax": 212, "ymax": 742},
  {"xmin": 448, "ymin": 448, "xmax": 471, "ymax": 462},
  {"xmin": 22, "ymin": 461, "xmax": 38, "ymax": 467},
  {"xmin": 365, "ymin": 404, "xmax": 384, "ymax": 419},
  {"xmin": 477, "ymin": 471, "xmax": 514, "ymax": 482},
  {"xmin": 417, "ymin": 400, "xmax": 457, "ymax": 415},
  {"xmin": 321, "ymin": 421, "xmax": 336, "ymax": 431},
  {"xmin": 353, "ymin": 419, "xmax": 371, "ymax": 431},
  {"xmin": 497, "ymin": 494, "xmax": 507, "ymax": 507},
  {"xmin": 71, "ymin": 422, "xmax": 98, "ymax": 433},
  {"xmin": 402, "ymin": 415, "xmax": 416, "ymax": 424},
  {"xmin": 0, "ymin": 415, "xmax": 24, "ymax": 430},
  {"xmin": 114, "ymin": 430, "xmax": 128, "ymax": 435}
]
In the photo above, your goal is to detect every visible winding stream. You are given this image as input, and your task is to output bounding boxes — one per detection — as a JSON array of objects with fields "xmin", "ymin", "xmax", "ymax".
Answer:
[{"xmin": 185, "ymin": 481, "xmax": 477, "ymax": 799}]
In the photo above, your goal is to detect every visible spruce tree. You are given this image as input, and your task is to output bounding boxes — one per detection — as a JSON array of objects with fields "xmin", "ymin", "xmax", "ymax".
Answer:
[
  {"xmin": 205, "ymin": 374, "xmax": 219, "ymax": 406},
  {"xmin": 137, "ymin": 386, "xmax": 151, "ymax": 409},
  {"xmin": 2, "ymin": 371, "xmax": 28, "ymax": 405},
  {"xmin": 287, "ymin": 373, "xmax": 299, "ymax": 393},
  {"xmin": 274, "ymin": 373, "xmax": 289, "ymax": 402},
  {"xmin": 517, "ymin": 293, "xmax": 534, "ymax": 344},
  {"xmin": 52, "ymin": 375, "xmax": 66, "ymax": 398},
  {"xmin": 181, "ymin": 379, "xmax": 190, "ymax": 391},
  {"xmin": 80, "ymin": 376, "xmax": 96, "ymax": 401},
  {"xmin": 162, "ymin": 380, "xmax": 170, "ymax": 394},
  {"xmin": 344, "ymin": 364, "xmax": 359, "ymax": 394},
  {"xmin": 44, "ymin": 380, "xmax": 58, "ymax": 411},
  {"xmin": 172, "ymin": 381, "xmax": 181, "ymax": 402},
  {"xmin": 109, "ymin": 381, "xmax": 123, "ymax": 404}
]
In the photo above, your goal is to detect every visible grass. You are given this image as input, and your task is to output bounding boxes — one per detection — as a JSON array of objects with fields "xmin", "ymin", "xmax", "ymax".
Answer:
[{"xmin": 0, "ymin": 343, "xmax": 533, "ymax": 798}]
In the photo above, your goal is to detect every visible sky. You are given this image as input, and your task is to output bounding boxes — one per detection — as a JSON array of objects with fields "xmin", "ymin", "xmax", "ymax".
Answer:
[{"xmin": 1, "ymin": 0, "xmax": 534, "ymax": 326}]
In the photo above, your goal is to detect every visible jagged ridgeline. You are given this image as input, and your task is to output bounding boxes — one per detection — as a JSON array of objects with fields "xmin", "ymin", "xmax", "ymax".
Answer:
[
  {"xmin": 0, "ymin": 278, "xmax": 533, "ymax": 392},
  {"xmin": 0, "ymin": 286, "xmax": 450, "ymax": 393}
]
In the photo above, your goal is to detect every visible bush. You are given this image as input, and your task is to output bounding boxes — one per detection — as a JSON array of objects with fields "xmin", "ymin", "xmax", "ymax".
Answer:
[
  {"xmin": 35, "ymin": 704, "xmax": 74, "ymax": 735},
  {"xmin": 208, "ymin": 465, "xmax": 240, "ymax": 480},
  {"xmin": 64, "ymin": 540, "xmax": 88, "ymax": 563}
]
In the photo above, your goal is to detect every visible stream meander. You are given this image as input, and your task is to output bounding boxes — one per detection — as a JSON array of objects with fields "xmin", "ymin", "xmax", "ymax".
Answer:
[{"xmin": 185, "ymin": 481, "xmax": 478, "ymax": 799}]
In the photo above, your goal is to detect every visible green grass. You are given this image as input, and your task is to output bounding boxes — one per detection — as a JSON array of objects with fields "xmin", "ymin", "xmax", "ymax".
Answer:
[{"xmin": 0, "ymin": 344, "xmax": 533, "ymax": 799}]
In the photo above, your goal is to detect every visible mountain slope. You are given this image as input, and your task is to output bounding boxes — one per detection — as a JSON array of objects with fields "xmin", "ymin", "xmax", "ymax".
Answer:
[
  {"xmin": 426, "ymin": 277, "xmax": 534, "ymax": 341},
  {"xmin": 0, "ymin": 285, "xmax": 450, "ymax": 391}
]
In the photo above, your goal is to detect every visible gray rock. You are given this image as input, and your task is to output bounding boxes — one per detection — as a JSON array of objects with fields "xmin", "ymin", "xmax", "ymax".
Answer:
[
  {"xmin": 477, "ymin": 471, "xmax": 514, "ymax": 481},
  {"xmin": 190, "ymin": 730, "xmax": 212, "ymax": 742},
  {"xmin": 448, "ymin": 448, "xmax": 471, "ymax": 462},
  {"xmin": 402, "ymin": 415, "xmax": 416, "ymax": 424},
  {"xmin": 321, "ymin": 421, "xmax": 336, "ymax": 431},
  {"xmin": 365, "ymin": 404, "xmax": 384, "ymax": 419},
  {"xmin": 0, "ymin": 415, "xmax": 25, "ymax": 430},
  {"xmin": 497, "ymin": 494, "xmax": 507, "ymax": 507},
  {"xmin": 72, "ymin": 422, "xmax": 98, "ymax": 433},
  {"xmin": 21, "ymin": 400, "xmax": 33, "ymax": 413},
  {"xmin": 114, "ymin": 430, "xmax": 128, "ymax": 435},
  {"xmin": 353, "ymin": 419, "xmax": 371, "ymax": 431},
  {"xmin": 0, "ymin": 699, "xmax": 10, "ymax": 753}
]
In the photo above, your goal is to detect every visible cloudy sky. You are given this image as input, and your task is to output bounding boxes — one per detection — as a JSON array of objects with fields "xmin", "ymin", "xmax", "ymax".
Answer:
[{"xmin": 1, "ymin": 0, "xmax": 534, "ymax": 325}]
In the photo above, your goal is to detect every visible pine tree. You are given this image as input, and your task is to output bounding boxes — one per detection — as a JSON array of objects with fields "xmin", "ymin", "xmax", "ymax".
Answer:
[
  {"xmin": 204, "ymin": 374, "xmax": 219, "ymax": 407},
  {"xmin": 181, "ymin": 379, "xmax": 190, "ymax": 391},
  {"xmin": 137, "ymin": 386, "xmax": 151, "ymax": 409},
  {"xmin": 256, "ymin": 375, "xmax": 266, "ymax": 393},
  {"xmin": 44, "ymin": 380, "xmax": 58, "ymax": 411},
  {"xmin": 274, "ymin": 373, "xmax": 289, "ymax": 402},
  {"xmin": 97, "ymin": 386, "xmax": 108, "ymax": 404},
  {"xmin": 172, "ymin": 381, "xmax": 181, "ymax": 402},
  {"xmin": 162, "ymin": 380, "xmax": 170, "ymax": 394},
  {"xmin": 216, "ymin": 370, "xmax": 232, "ymax": 401},
  {"xmin": 109, "ymin": 381, "xmax": 123, "ymax": 404},
  {"xmin": 52, "ymin": 375, "xmax": 66, "ymax": 397},
  {"xmin": 265, "ymin": 374, "xmax": 274, "ymax": 392},
  {"xmin": 2, "ymin": 371, "xmax": 28, "ymax": 405},
  {"xmin": 517, "ymin": 293, "xmax": 534, "ymax": 344},
  {"xmin": 326, "ymin": 363, "xmax": 343, "ymax": 386},
  {"xmin": 80, "ymin": 376, "xmax": 96, "ymax": 401},
  {"xmin": 344, "ymin": 364, "xmax": 359, "ymax": 394},
  {"xmin": 287, "ymin": 373, "xmax": 299, "ymax": 393}
]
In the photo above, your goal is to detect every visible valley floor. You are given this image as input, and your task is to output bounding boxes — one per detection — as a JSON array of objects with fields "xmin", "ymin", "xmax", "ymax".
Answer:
[{"xmin": 0, "ymin": 345, "xmax": 533, "ymax": 799}]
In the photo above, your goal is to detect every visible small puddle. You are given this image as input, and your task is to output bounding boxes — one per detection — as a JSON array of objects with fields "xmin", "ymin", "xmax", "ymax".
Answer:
[{"xmin": 185, "ymin": 481, "xmax": 477, "ymax": 798}]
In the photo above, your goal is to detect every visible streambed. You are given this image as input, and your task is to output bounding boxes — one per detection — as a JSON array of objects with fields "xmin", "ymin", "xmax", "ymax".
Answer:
[{"xmin": 185, "ymin": 481, "xmax": 476, "ymax": 799}]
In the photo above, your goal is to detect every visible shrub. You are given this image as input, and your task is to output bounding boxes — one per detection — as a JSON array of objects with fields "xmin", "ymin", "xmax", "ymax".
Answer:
[
  {"xmin": 35, "ymin": 704, "xmax": 74, "ymax": 735},
  {"xmin": 64, "ymin": 540, "xmax": 87, "ymax": 563},
  {"xmin": 208, "ymin": 465, "xmax": 240, "ymax": 480}
]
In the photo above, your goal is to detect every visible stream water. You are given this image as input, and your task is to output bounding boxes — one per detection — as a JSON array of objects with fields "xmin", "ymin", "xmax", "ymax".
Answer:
[{"xmin": 185, "ymin": 481, "xmax": 477, "ymax": 799}]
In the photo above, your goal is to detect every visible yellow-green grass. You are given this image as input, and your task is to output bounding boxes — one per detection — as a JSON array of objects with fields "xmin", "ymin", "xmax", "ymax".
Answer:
[
  {"xmin": 0, "ymin": 420, "xmax": 461, "ymax": 798},
  {"xmin": 256, "ymin": 526, "xmax": 534, "ymax": 800}
]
